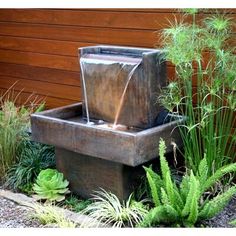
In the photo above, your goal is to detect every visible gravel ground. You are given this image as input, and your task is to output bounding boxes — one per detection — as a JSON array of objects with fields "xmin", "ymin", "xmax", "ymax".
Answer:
[{"xmin": 0, "ymin": 196, "xmax": 42, "ymax": 228}]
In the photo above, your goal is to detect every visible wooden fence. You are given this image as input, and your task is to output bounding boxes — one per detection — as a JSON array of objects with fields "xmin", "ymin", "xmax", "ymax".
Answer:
[{"xmin": 0, "ymin": 9, "xmax": 235, "ymax": 109}]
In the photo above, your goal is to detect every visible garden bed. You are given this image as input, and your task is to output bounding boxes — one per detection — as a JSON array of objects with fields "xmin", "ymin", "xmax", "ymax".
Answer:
[
  {"xmin": 0, "ymin": 189, "xmax": 104, "ymax": 228},
  {"xmin": 0, "ymin": 188, "xmax": 236, "ymax": 228}
]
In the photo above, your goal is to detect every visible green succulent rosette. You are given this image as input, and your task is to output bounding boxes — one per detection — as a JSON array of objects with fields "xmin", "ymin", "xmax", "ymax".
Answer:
[{"xmin": 33, "ymin": 168, "xmax": 70, "ymax": 202}]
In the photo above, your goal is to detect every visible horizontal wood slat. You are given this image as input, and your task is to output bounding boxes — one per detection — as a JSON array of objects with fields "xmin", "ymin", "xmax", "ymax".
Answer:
[
  {"xmin": 0, "ymin": 62, "xmax": 80, "ymax": 86},
  {"xmin": 0, "ymin": 22, "xmax": 157, "ymax": 48},
  {"xmin": 0, "ymin": 9, "xmax": 234, "ymax": 30},
  {"xmin": 1, "ymin": 22, "xmax": 233, "ymax": 50},
  {"xmin": 0, "ymin": 75, "xmax": 81, "ymax": 101},
  {"xmin": 0, "ymin": 10, "xmax": 180, "ymax": 30},
  {"xmin": 0, "ymin": 36, "xmax": 94, "ymax": 56},
  {"xmin": 0, "ymin": 49, "xmax": 79, "ymax": 71},
  {"xmin": 0, "ymin": 88, "xmax": 76, "ymax": 109},
  {"xmin": 80, "ymin": 9, "xmax": 235, "ymax": 13}
]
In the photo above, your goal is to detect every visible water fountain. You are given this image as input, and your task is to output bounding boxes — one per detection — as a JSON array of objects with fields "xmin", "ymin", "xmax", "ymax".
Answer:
[{"xmin": 31, "ymin": 45, "xmax": 184, "ymax": 200}]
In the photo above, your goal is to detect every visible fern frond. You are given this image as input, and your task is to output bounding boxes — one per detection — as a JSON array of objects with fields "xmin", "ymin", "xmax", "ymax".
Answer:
[
  {"xmin": 159, "ymin": 139, "xmax": 170, "ymax": 186},
  {"xmin": 198, "ymin": 155, "xmax": 208, "ymax": 185},
  {"xmin": 165, "ymin": 172, "xmax": 176, "ymax": 207},
  {"xmin": 144, "ymin": 167, "xmax": 161, "ymax": 207},
  {"xmin": 160, "ymin": 187, "xmax": 169, "ymax": 205},
  {"xmin": 181, "ymin": 171, "xmax": 200, "ymax": 218},
  {"xmin": 185, "ymin": 175, "xmax": 200, "ymax": 226},
  {"xmin": 138, "ymin": 205, "xmax": 179, "ymax": 227},
  {"xmin": 159, "ymin": 139, "xmax": 178, "ymax": 208},
  {"xmin": 173, "ymin": 187, "xmax": 184, "ymax": 213},
  {"xmin": 180, "ymin": 175, "xmax": 190, "ymax": 201},
  {"xmin": 199, "ymin": 185, "xmax": 236, "ymax": 220},
  {"xmin": 202, "ymin": 163, "xmax": 236, "ymax": 193},
  {"xmin": 159, "ymin": 138, "xmax": 167, "ymax": 161}
]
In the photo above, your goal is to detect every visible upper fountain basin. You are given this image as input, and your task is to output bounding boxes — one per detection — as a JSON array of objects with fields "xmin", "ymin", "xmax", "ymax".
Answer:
[{"xmin": 79, "ymin": 45, "xmax": 166, "ymax": 129}]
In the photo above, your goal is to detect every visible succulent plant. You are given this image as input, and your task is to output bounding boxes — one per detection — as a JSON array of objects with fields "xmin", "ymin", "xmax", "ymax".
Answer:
[{"xmin": 33, "ymin": 168, "xmax": 70, "ymax": 202}]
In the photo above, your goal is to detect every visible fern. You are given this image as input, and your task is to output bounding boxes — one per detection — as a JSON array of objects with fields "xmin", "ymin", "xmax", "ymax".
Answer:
[
  {"xmin": 197, "ymin": 156, "xmax": 208, "ymax": 185},
  {"xmin": 180, "ymin": 175, "xmax": 190, "ymax": 201},
  {"xmin": 159, "ymin": 138, "xmax": 167, "ymax": 161},
  {"xmin": 186, "ymin": 174, "xmax": 200, "ymax": 226},
  {"xmin": 159, "ymin": 138, "xmax": 177, "ymax": 207},
  {"xmin": 159, "ymin": 138, "xmax": 170, "ymax": 187},
  {"xmin": 182, "ymin": 171, "xmax": 199, "ymax": 218},
  {"xmin": 199, "ymin": 185, "xmax": 236, "ymax": 220},
  {"xmin": 172, "ymin": 187, "xmax": 184, "ymax": 213},
  {"xmin": 165, "ymin": 173, "xmax": 176, "ymax": 206},
  {"xmin": 138, "ymin": 205, "xmax": 178, "ymax": 227},
  {"xmin": 160, "ymin": 187, "xmax": 169, "ymax": 205},
  {"xmin": 144, "ymin": 167, "xmax": 161, "ymax": 207},
  {"xmin": 141, "ymin": 140, "xmax": 236, "ymax": 227},
  {"xmin": 202, "ymin": 163, "xmax": 236, "ymax": 193}
]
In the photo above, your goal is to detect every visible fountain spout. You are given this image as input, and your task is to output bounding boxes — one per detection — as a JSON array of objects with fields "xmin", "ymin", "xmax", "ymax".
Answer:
[{"xmin": 79, "ymin": 45, "xmax": 166, "ymax": 129}]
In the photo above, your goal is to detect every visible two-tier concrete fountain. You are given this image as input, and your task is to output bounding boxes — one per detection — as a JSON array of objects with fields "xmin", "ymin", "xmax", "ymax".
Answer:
[{"xmin": 31, "ymin": 45, "xmax": 184, "ymax": 200}]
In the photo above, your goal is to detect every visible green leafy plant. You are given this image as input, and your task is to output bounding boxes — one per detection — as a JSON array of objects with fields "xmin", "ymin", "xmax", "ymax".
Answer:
[
  {"xmin": 0, "ymin": 88, "xmax": 45, "ymax": 181},
  {"xmin": 139, "ymin": 139, "xmax": 236, "ymax": 227},
  {"xmin": 62, "ymin": 195, "xmax": 91, "ymax": 213},
  {"xmin": 0, "ymin": 100, "xmax": 30, "ymax": 180},
  {"xmin": 229, "ymin": 218, "xmax": 236, "ymax": 226},
  {"xmin": 5, "ymin": 141, "xmax": 55, "ymax": 193},
  {"xmin": 80, "ymin": 189, "xmax": 148, "ymax": 228},
  {"xmin": 31, "ymin": 203, "xmax": 76, "ymax": 228},
  {"xmin": 159, "ymin": 10, "xmax": 236, "ymax": 181},
  {"xmin": 33, "ymin": 168, "xmax": 70, "ymax": 202}
]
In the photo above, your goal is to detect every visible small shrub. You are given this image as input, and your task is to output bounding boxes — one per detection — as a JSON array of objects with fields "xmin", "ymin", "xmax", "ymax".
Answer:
[
  {"xmin": 139, "ymin": 139, "xmax": 236, "ymax": 227},
  {"xmin": 31, "ymin": 203, "xmax": 76, "ymax": 228},
  {"xmin": 80, "ymin": 189, "xmax": 148, "ymax": 228},
  {"xmin": 5, "ymin": 141, "xmax": 55, "ymax": 193},
  {"xmin": 0, "ymin": 101, "xmax": 30, "ymax": 180},
  {"xmin": 33, "ymin": 168, "xmax": 70, "ymax": 202},
  {"xmin": 0, "ymin": 88, "xmax": 45, "ymax": 181},
  {"xmin": 62, "ymin": 195, "xmax": 91, "ymax": 213}
]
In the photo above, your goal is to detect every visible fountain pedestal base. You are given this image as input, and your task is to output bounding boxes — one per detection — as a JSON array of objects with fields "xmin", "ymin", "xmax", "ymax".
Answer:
[
  {"xmin": 55, "ymin": 148, "xmax": 144, "ymax": 200},
  {"xmin": 31, "ymin": 103, "xmax": 184, "ymax": 200}
]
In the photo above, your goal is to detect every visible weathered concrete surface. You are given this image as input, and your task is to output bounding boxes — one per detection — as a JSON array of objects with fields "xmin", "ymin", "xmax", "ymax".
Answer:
[
  {"xmin": 31, "ymin": 103, "xmax": 184, "ymax": 167},
  {"xmin": 56, "ymin": 148, "xmax": 144, "ymax": 200}
]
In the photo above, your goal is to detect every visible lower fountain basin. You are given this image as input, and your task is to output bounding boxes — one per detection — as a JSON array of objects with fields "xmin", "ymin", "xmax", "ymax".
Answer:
[{"xmin": 31, "ymin": 103, "xmax": 184, "ymax": 167}]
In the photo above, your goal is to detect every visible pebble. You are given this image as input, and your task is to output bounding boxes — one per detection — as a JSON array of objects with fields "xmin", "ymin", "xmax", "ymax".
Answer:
[{"xmin": 0, "ymin": 196, "xmax": 42, "ymax": 228}]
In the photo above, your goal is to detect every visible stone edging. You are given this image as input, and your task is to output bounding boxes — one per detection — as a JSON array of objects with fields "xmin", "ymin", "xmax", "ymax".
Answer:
[{"xmin": 0, "ymin": 189, "xmax": 106, "ymax": 227}]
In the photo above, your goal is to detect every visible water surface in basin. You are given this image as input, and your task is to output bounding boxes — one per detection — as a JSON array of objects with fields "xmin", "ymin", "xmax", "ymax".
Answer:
[{"xmin": 67, "ymin": 116, "xmax": 142, "ymax": 133}]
